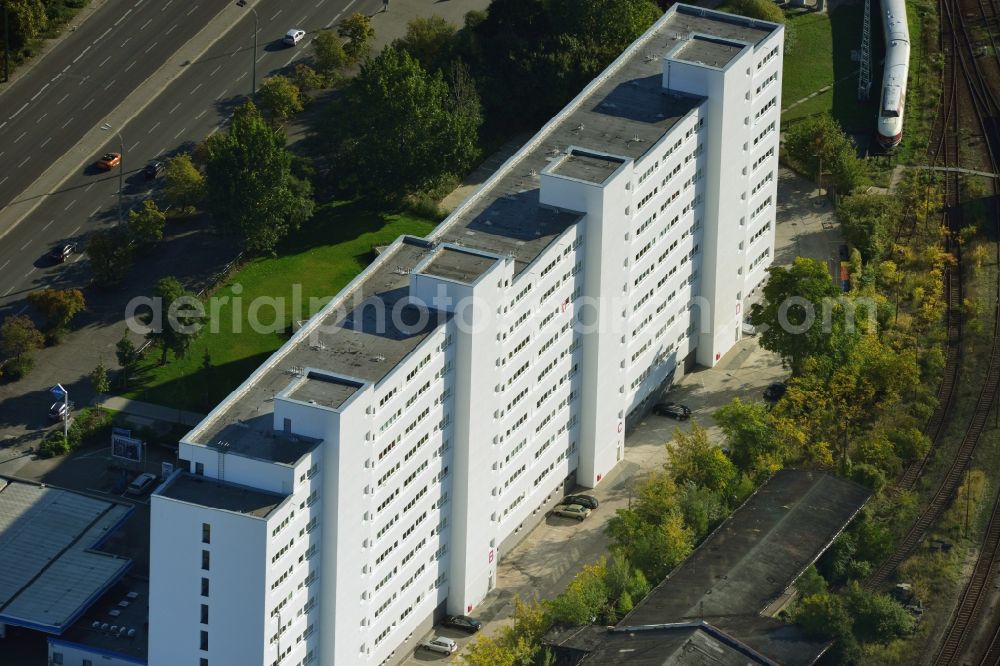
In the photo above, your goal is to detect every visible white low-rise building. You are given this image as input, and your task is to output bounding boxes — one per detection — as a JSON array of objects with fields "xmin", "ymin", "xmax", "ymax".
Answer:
[{"xmin": 149, "ymin": 6, "xmax": 783, "ymax": 666}]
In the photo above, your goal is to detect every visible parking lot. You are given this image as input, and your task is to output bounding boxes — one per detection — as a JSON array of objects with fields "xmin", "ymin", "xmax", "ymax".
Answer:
[{"xmin": 395, "ymin": 167, "xmax": 844, "ymax": 665}]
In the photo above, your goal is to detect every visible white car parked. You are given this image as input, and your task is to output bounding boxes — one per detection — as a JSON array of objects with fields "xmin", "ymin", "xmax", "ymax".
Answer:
[{"xmin": 419, "ymin": 636, "xmax": 457, "ymax": 655}]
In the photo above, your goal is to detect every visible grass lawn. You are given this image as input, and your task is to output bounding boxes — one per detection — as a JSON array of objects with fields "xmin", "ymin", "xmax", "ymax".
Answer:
[
  {"xmin": 124, "ymin": 202, "xmax": 436, "ymax": 411},
  {"xmin": 781, "ymin": 4, "xmax": 876, "ymax": 131}
]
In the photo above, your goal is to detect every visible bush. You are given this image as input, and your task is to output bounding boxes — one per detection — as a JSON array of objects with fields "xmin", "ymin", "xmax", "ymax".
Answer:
[
  {"xmin": 39, "ymin": 431, "xmax": 70, "ymax": 458},
  {"xmin": 404, "ymin": 191, "xmax": 447, "ymax": 221}
]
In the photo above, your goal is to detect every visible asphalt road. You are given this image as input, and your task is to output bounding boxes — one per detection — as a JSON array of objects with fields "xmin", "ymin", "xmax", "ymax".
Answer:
[
  {"xmin": 0, "ymin": 0, "xmax": 378, "ymax": 313},
  {"xmin": 0, "ymin": 0, "xmax": 229, "ymax": 220}
]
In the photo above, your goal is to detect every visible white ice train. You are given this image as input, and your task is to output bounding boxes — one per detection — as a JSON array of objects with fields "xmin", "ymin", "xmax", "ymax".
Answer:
[{"xmin": 876, "ymin": 0, "xmax": 910, "ymax": 147}]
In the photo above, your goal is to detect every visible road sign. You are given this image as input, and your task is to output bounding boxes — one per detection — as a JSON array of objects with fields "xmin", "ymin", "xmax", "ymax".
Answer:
[{"xmin": 49, "ymin": 384, "xmax": 67, "ymax": 399}]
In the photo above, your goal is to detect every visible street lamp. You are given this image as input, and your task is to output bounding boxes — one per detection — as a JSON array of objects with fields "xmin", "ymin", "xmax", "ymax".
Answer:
[
  {"xmin": 236, "ymin": 0, "xmax": 258, "ymax": 97},
  {"xmin": 100, "ymin": 122, "xmax": 124, "ymax": 226},
  {"xmin": 3, "ymin": 2, "xmax": 10, "ymax": 83}
]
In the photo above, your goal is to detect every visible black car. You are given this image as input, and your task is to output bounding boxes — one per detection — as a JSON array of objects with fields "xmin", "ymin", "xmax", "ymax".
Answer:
[
  {"xmin": 442, "ymin": 615, "xmax": 481, "ymax": 633},
  {"xmin": 143, "ymin": 160, "xmax": 164, "ymax": 179},
  {"xmin": 564, "ymin": 494, "xmax": 598, "ymax": 510},
  {"xmin": 763, "ymin": 382, "xmax": 787, "ymax": 402},
  {"xmin": 49, "ymin": 243, "xmax": 76, "ymax": 263},
  {"xmin": 653, "ymin": 402, "xmax": 691, "ymax": 420}
]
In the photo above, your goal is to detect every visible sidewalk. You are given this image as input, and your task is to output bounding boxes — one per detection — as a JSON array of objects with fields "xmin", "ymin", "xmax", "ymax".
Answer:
[{"xmin": 99, "ymin": 396, "xmax": 205, "ymax": 428}]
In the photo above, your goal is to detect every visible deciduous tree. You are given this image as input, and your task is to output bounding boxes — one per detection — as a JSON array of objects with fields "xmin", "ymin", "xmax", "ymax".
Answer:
[
  {"xmin": 146, "ymin": 277, "xmax": 201, "ymax": 365},
  {"xmin": 395, "ymin": 16, "xmax": 457, "ymax": 72},
  {"xmin": 0, "ymin": 314, "xmax": 44, "ymax": 379},
  {"xmin": 257, "ymin": 75, "xmax": 304, "ymax": 121},
  {"xmin": 90, "ymin": 360, "xmax": 110, "ymax": 405},
  {"xmin": 313, "ymin": 30, "xmax": 349, "ymax": 75},
  {"xmin": 337, "ymin": 12, "xmax": 374, "ymax": 63},
  {"xmin": 324, "ymin": 47, "xmax": 481, "ymax": 201},
  {"xmin": 714, "ymin": 398, "xmax": 786, "ymax": 478},
  {"xmin": 784, "ymin": 114, "xmax": 866, "ymax": 194},
  {"xmin": 27, "ymin": 288, "xmax": 86, "ymax": 332},
  {"xmin": 86, "ymin": 228, "xmax": 133, "ymax": 287},
  {"xmin": 164, "ymin": 154, "xmax": 206, "ymax": 211},
  {"xmin": 115, "ymin": 334, "xmax": 143, "ymax": 389},
  {"xmin": 205, "ymin": 101, "xmax": 314, "ymax": 254},
  {"xmin": 128, "ymin": 199, "xmax": 166, "ymax": 248},
  {"xmin": 668, "ymin": 422, "xmax": 737, "ymax": 493}
]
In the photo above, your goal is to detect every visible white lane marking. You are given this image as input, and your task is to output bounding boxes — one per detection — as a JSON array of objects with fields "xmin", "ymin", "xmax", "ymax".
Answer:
[
  {"xmin": 210, "ymin": 65, "xmax": 221, "ymax": 76},
  {"xmin": 73, "ymin": 253, "xmax": 85, "ymax": 263},
  {"xmin": 190, "ymin": 82, "xmax": 202, "ymax": 95},
  {"xmin": 124, "ymin": 60, "xmax": 136, "ymax": 72},
  {"xmin": 215, "ymin": 87, "xmax": 229, "ymax": 100},
  {"xmin": 298, "ymin": 15, "xmax": 307, "ymax": 24},
  {"xmin": 148, "ymin": 121, "xmax": 160, "ymax": 134},
  {"xmin": 30, "ymin": 83, "xmax": 49, "ymax": 101},
  {"xmin": 42, "ymin": 220, "xmax": 53, "ymax": 231},
  {"xmin": 103, "ymin": 79, "xmax": 116, "ymax": 90},
  {"xmin": 2, "ymin": 286, "xmax": 12, "ymax": 297},
  {"xmin": 61, "ymin": 116, "xmax": 74, "ymax": 129},
  {"xmin": 169, "ymin": 102, "xmax": 181, "ymax": 114},
  {"xmin": 144, "ymin": 41, "xmax": 158, "ymax": 54},
  {"xmin": 20, "ymin": 240, "xmax": 31, "ymax": 251},
  {"xmin": 99, "ymin": 55, "xmax": 112, "ymax": 67},
  {"xmin": 283, "ymin": 52, "xmax": 298, "ymax": 67},
  {"xmin": 13, "ymin": 131, "xmax": 26, "ymax": 143},
  {"xmin": 64, "ymin": 199, "xmax": 77, "ymax": 211},
  {"xmin": 162, "ymin": 0, "xmax": 172, "ymax": 10},
  {"xmin": 16, "ymin": 156, "xmax": 30, "ymax": 167},
  {"xmin": 23, "ymin": 268, "xmax": 35, "ymax": 277},
  {"xmin": 256, "ymin": 53, "xmax": 266, "ymax": 63},
  {"xmin": 140, "ymin": 18, "xmax": 152, "ymax": 30},
  {"xmin": 208, "ymin": 125, "xmax": 220, "ymax": 136},
  {"xmin": 173, "ymin": 127, "xmax": 187, "ymax": 140},
  {"xmin": 0, "ymin": 176, "xmax": 7, "ymax": 186},
  {"xmin": 85, "ymin": 183, "xmax": 95, "ymax": 191},
  {"xmin": 36, "ymin": 113, "xmax": 47, "ymax": 123},
  {"xmin": 315, "ymin": 0, "xmax": 325, "ymax": 6},
  {"xmin": 186, "ymin": 3, "xmax": 199, "ymax": 15},
  {"xmin": 165, "ymin": 23, "xmax": 177, "ymax": 35},
  {"xmin": 270, "ymin": 9, "xmax": 282, "ymax": 20},
  {"xmin": 195, "ymin": 109, "xmax": 207, "ymax": 119},
  {"xmin": 91, "ymin": 206, "xmax": 102, "ymax": 218},
  {"xmin": 94, "ymin": 27, "xmax": 113, "ymax": 44},
  {"xmin": 71, "ymin": 225, "xmax": 81, "ymax": 235},
  {"xmin": 72, "ymin": 45, "xmax": 92, "ymax": 63},
  {"xmin": 114, "ymin": 8, "xmax": 133, "ymax": 26},
  {"xmin": 0, "ymin": 260, "xmax": 8, "ymax": 271},
  {"xmin": 61, "ymin": 64, "xmax": 70, "ymax": 73},
  {"xmin": 0, "ymin": 121, "xmax": 5, "ymax": 130},
  {"xmin": 40, "ymin": 137, "xmax": 51, "ymax": 148},
  {"xmin": 236, "ymin": 71, "xmax": 246, "ymax": 82},
  {"xmin": 128, "ymin": 141, "xmax": 141, "ymax": 151},
  {"xmin": 231, "ymin": 48, "xmax": 240, "ymax": 58},
  {"xmin": 121, "ymin": 36, "xmax": 132, "ymax": 48},
  {"xmin": 57, "ymin": 93, "xmax": 69, "ymax": 105},
  {"xmin": 14, "ymin": 304, "xmax": 29, "ymax": 315},
  {"xmin": 82, "ymin": 98, "xmax": 94, "ymax": 110}
]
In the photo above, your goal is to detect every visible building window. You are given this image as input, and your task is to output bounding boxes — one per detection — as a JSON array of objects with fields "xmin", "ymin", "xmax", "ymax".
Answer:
[
  {"xmin": 202, "ymin": 550, "xmax": 210, "ymax": 571},
  {"xmin": 200, "ymin": 630, "xmax": 209, "ymax": 651},
  {"xmin": 195, "ymin": 462, "xmax": 205, "ymax": 475},
  {"xmin": 202, "ymin": 523, "xmax": 211, "ymax": 544},
  {"xmin": 200, "ymin": 660, "xmax": 208, "ymax": 666},
  {"xmin": 201, "ymin": 577, "xmax": 209, "ymax": 597},
  {"xmin": 52, "ymin": 655, "xmax": 63, "ymax": 665},
  {"xmin": 201, "ymin": 604, "xmax": 209, "ymax": 625},
  {"xmin": 83, "ymin": 661, "xmax": 92, "ymax": 666}
]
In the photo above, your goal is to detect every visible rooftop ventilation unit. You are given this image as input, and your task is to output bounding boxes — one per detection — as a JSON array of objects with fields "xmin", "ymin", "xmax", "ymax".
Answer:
[
  {"xmin": 126, "ymin": 591, "xmax": 139, "ymax": 599},
  {"xmin": 127, "ymin": 629, "xmax": 136, "ymax": 638},
  {"xmin": 372, "ymin": 354, "xmax": 386, "ymax": 363},
  {"xmin": 109, "ymin": 609, "xmax": 121, "ymax": 617}
]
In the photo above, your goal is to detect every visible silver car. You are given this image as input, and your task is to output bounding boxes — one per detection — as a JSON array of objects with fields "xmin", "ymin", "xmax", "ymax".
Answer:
[
  {"xmin": 552, "ymin": 503, "xmax": 591, "ymax": 521},
  {"xmin": 419, "ymin": 636, "xmax": 457, "ymax": 655}
]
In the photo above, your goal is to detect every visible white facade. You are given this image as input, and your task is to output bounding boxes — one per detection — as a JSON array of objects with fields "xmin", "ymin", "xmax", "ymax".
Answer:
[{"xmin": 148, "ymin": 6, "xmax": 782, "ymax": 666}]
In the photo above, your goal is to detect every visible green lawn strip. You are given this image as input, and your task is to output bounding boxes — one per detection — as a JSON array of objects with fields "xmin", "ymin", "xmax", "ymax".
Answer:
[
  {"xmin": 781, "ymin": 5, "xmax": 875, "ymax": 131},
  {"xmin": 124, "ymin": 201, "xmax": 435, "ymax": 411}
]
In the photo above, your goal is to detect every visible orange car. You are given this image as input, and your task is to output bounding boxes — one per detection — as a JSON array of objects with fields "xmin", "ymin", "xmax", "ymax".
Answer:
[{"xmin": 96, "ymin": 152, "xmax": 121, "ymax": 170}]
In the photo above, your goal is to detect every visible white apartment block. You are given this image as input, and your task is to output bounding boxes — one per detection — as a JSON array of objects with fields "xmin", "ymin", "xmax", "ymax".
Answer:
[{"xmin": 148, "ymin": 6, "xmax": 782, "ymax": 666}]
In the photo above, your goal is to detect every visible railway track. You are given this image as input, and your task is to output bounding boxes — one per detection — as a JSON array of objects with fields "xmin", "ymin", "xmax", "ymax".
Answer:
[
  {"xmin": 869, "ymin": 0, "xmax": 1000, "ymax": 602},
  {"xmin": 929, "ymin": 0, "xmax": 1000, "ymax": 659}
]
